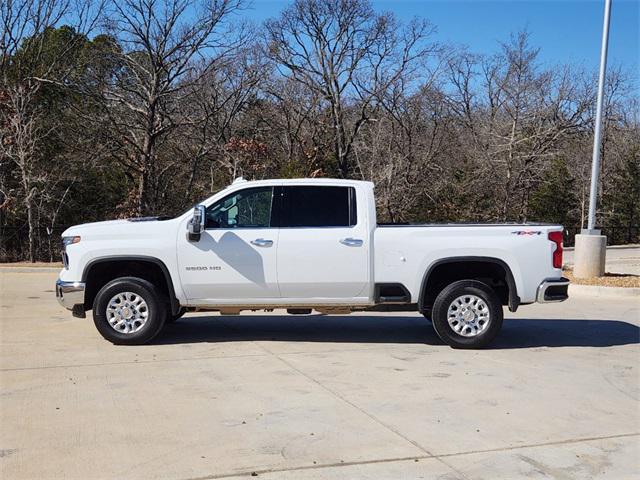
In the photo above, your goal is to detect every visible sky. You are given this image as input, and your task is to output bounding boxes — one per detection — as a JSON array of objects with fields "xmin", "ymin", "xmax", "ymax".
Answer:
[{"xmin": 245, "ymin": 0, "xmax": 639, "ymax": 77}]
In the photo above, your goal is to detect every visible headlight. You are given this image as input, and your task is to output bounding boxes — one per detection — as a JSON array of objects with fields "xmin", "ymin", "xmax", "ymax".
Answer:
[
  {"xmin": 61, "ymin": 236, "xmax": 80, "ymax": 269},
  {"xmin": 62, "ymin": 236, "xmax": 81, "ymax": 247}
]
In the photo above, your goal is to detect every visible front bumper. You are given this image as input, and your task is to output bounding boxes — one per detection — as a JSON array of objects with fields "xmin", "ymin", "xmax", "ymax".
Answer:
[
  {"xmin": 56, "ymin": 279, "xmax": 86, "ymax": 312},
  {"xmin": 536, "ymin": 277, "xmax": 570, "ymax": 303}
]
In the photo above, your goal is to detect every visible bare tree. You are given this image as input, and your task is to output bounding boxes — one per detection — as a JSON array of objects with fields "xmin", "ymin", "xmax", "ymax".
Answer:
[
  {"xmin": 260, "ymin": 76, "xmax": 329, "ymax": 175},
  {"xmin": 0, "ymin": 0, "xmax": 101, "ymax": 261},
  {"xmin": 445, "ymin": 32, "xmax": 592, "ymax": 221},
  {"xmin": 265, "ymin": 0, "xmax": 435, "ymax": 177},
  {"xmin": 1, "ymin": 0, "xmax": 638, "ymax": 262},
  {"xmin": 176, "ymin": 45, "xmax": 267, "ymax": 194},
  {"xmin": 95, "ymin": 0, "xmax": 245, "ymax": 215}
]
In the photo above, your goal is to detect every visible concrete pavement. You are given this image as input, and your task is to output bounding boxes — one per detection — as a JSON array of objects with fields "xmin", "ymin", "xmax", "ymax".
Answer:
[
  {"xmin": 564, "ymin": 245, "xmax": 640, "ymax": 275},
  {"xmin": 1, "ymin": 271, "xmax": 639, "ymax": 479}
]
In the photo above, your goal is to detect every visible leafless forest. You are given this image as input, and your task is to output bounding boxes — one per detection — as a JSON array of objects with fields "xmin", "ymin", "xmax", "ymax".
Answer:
[{"xmin": 1, "ymin": 0, "xmax": 638, "ymax": 261}]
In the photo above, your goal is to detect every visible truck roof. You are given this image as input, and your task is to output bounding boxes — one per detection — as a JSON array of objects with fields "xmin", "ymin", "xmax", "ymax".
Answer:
[{"xmin": 229, "ymin": 177, "xmax": 374, "ymax": 188}]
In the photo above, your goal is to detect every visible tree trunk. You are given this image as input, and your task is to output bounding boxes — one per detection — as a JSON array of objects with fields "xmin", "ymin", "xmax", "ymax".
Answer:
[
  {"xmin": 329, "ymin": 92, "xmax": 349, "ymax": 178},
  {"xmin": 137, "ymin": 169, "xmax": 149, "ymax": 216},
  {"xmin": 26, "ymin": 197, "xmax": 35, "ymax": 263}
]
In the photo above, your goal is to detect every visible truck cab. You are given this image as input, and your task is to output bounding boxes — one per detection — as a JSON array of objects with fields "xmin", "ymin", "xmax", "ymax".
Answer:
[{"xmin": 177, "ymin": 178, "xmax": 375, "ymax": 306}]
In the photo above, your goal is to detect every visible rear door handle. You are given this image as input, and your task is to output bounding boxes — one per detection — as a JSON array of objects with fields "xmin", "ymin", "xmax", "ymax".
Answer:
[
  {"xmin": 251, "ymin": 238, "xmax": 273, "ymax": 247},
  {"xmin": 340, "ymin": 237, "xmax": 363, "ymax": 247}
]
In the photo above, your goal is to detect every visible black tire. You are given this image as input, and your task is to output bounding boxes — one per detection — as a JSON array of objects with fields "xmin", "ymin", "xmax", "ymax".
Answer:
[
  {"xmin": 165, "ymin": 307, "xmax": 187, "ymax": 324},
  {"xmin": 431, "ymin": 280, "xmax": 503, "ymax": 349},
  {"xmin": 92, "ymin": 276, "xmax": 167, "ymax": 345}
]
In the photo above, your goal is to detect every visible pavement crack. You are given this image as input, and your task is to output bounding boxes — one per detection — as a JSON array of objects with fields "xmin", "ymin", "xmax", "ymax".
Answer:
[
  {"xmin": 180, "ymin": 432, "xmax": 640, "ymax": 480},
  {"xmin": 249, "ymin": 340, "xmax": 471, "ymax": 479},
  {"xmin": 182, "ymin": 455, "xmax": 436, "ymax": 480},
  {"xmin": 258, "ymin": 342, "xmax": 433, "ymax": 454},
  {"xmin": 435, "ymin": 432, "xmax": 640, "ymax": 459},
  {"xmin": 0, "ymin": 352, "xmax": 269, "ymax": 372}
]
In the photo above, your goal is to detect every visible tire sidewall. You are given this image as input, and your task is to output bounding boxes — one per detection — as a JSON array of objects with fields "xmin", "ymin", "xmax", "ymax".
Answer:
[
  {"xmin": 432, "ymin": 280, "xmax": 503, "ymax": 349},
  {"xmin": 93, "ymin": 277, "xmax": 166, "ymax": 345}
]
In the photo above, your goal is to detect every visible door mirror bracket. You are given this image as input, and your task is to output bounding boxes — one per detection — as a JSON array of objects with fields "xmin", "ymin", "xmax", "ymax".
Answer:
[{"xmin": 187, "ymin": 205, "xmax": 206, "ymax": 241}]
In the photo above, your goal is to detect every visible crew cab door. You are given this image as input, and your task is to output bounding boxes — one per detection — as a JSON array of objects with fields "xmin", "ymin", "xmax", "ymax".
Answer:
[
  {"xmin": 176, "ymin": 186, "xmax": 280, "ymax": 303},
  {"xmin": 276, "ymin": 185, "xmax": 370, "ymax": 301}
]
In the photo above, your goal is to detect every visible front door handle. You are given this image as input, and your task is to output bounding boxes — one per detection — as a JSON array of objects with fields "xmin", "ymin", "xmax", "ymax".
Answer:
[
  {"xmin": 340, "ymin": 237, "xmax": 363, "ymax": 247},
  {"xmin": 251, "ymin": 238, "xmax": 273, "ymax": 247}
]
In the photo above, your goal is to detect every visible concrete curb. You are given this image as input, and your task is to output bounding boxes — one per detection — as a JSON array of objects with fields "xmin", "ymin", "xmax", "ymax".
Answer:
[{"xmin": 569, "ymin": 284, "xmax": 640, "ymax": 298}]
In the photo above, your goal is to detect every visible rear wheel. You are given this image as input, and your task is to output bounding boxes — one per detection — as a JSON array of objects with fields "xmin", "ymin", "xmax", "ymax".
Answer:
[
  {"xmin": 92, "ymin": 277, "xmax": 167, "ymax": 345},
  {"xmin": 431, "ymin": 280, "xmax": 503, "ymax": 349}
]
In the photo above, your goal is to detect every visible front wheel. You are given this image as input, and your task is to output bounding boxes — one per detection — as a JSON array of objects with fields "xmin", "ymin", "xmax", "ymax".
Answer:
[
  {"xmin": 431, "ymin": 280, "xmax": 503, "ymax": 349},
  {"xmin": 92, "ymin": 277, "xmax": 167, "ymax": 345}
]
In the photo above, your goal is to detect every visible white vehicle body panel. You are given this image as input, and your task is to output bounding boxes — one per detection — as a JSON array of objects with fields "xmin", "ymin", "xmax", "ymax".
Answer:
[
  {"xmin": 276, "ymin": 226, "xmax": 370, "ymax": 301},
  {"xmin": 276, "ymin": 183, "xmax": 373, "ymax": 302},
  {"xmin": 58, "ymin": 218, "xmax": 187, "ymax": 302},
  {"xmin": 374, "ymin": 225, "xmax": 562, "ymax": 304},
  {"xmin": 176, "ymin": 227, "xmax": 280, "ymax": 302},
  {"xmin": 58, "ymin": 178, "xmax": 565, "ymax": 312}
]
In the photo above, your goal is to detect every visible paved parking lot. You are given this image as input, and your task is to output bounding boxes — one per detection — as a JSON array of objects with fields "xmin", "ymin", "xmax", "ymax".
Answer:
[
  {"xmin": 1, "ymin": 270, "xmax": 639, "ymax": 479},
  {"xmin": 564, "ymin": 245, "xmax": 640, "ymax": 275}
]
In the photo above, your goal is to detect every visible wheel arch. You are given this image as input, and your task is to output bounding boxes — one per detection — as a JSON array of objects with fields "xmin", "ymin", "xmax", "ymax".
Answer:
[
  {"xmin": 82, "ymin": 255, "xmax": 180, "ymax": 315},
  {"xmin": 418, "ymin": 256, "xmax": 520, "ymax": 313}
]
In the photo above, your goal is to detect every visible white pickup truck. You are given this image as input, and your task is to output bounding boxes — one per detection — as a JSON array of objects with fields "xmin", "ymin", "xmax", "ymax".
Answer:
[{"xmin": 56, "ymin": 178, "xmax": 568, "ymax": 348}]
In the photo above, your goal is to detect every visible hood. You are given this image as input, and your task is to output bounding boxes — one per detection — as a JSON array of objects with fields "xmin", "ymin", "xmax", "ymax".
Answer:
[{"xmin": 61, "ymin": 216, "xmax": 176, "ymax": 237}]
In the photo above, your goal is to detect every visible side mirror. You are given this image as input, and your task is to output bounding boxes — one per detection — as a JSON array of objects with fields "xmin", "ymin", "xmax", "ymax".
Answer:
[{"xmin": 187, "ymin": 205, "xmax": 206, "ymax": 241}]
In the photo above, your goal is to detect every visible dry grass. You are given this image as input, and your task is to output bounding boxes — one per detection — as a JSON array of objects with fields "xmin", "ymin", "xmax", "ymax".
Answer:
[{"xmin": 564, "ymin": 268, "xmax": 640, "ymax": 288}]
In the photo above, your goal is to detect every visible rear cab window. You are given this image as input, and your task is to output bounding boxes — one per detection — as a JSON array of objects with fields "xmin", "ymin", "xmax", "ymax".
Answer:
[{"xmin": 280, "ymin": 186, "xmax": 357, "ymax": 228}]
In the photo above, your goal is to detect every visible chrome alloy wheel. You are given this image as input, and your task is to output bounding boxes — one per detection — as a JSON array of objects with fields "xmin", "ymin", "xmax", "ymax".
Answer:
[
  {"xmin": 446, "ymin": 294, "xmax": 490, "ymax": 337},
  {"xmin": 106, "ymin": 292, "xmax": 149, "ymax": 334}
]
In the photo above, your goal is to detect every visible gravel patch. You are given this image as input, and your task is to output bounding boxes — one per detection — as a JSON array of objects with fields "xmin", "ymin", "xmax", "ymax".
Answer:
[{"xmin": 564, "ymin": 268, "xmax": 640, "ymax": 288}]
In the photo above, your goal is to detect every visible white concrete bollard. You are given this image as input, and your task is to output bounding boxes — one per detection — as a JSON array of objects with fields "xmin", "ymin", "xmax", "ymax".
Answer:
[{"xmin": 573, "ymin": 233, "xmax": 607, "ymax": 278}]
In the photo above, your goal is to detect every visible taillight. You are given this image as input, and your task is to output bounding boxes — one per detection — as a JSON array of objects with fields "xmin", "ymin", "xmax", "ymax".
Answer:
[{"xmin": 548, "ymin": 231, "xmax": 563, "ymax": 269}]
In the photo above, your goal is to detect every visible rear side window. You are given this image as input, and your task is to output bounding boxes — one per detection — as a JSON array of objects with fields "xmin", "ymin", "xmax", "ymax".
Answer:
[{"xmin": 281, "ymin": 186, "xmax": 357, "ymax": 227}]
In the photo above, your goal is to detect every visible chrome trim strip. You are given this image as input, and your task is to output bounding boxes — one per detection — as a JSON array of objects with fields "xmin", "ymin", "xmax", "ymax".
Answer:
[
  {"xmin": 536, "ymin": 278, "xmax": 570, "ymax": 303},
  {"xmin": 56, "ymin": 279, "xmax": 86, "ymax": 310}
]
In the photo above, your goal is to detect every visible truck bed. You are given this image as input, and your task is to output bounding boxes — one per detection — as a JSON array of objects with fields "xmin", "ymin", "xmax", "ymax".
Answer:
[
  {"xmin": 377, "ymin": 222, "xmax": 556, "ymax": 227},
  {"xmin": 373, "ymin": 223, "xmax": 564, "ymax": 304}
]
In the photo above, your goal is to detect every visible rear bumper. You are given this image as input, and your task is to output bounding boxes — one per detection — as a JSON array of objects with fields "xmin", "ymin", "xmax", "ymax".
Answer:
[
  {"xmin": 56, "ymin": 279, "xmax": 86, "ymax": 313},
  {"xmin": 536, "ymin": 277, "xmax": 570, "ymax": 303}
]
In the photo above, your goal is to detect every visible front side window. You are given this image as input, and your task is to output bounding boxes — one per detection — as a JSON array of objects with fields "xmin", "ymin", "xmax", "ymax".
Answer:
[
  {"xmin": 282, "ymin": 186, "xmax": 357, "ymax": 227},
  {"xmin": 206, "ymin": 187, "xmax": 273, "ymax": 229}
]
